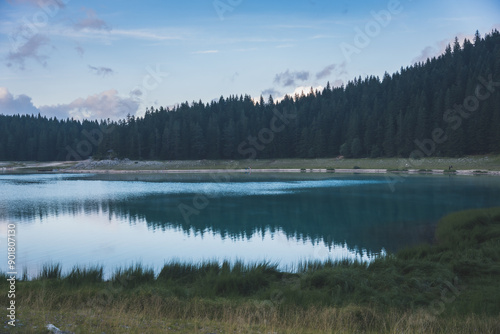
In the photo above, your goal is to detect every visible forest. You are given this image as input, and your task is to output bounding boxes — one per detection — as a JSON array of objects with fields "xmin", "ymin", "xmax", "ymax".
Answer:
[{"xmin": 0, "ymin": 30, "xmax": 499, "ymax": 162}]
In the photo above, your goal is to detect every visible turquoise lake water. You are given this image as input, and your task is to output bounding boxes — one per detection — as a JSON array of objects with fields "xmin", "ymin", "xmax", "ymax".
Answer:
[{"xmin": 1, "ymin": 173, "xmax": 499, "ymax": 277}]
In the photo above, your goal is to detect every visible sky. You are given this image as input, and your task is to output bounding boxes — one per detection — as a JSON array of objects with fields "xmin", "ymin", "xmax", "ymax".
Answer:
[{"xmin": 0, "ymin": 0, "xmax": 499, "ymax": 120}]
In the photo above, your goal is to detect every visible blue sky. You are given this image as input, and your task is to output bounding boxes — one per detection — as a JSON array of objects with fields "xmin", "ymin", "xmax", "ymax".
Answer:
[{"xmin": 0, "ymin": 0, "xmax": 499, "ymax": 120}]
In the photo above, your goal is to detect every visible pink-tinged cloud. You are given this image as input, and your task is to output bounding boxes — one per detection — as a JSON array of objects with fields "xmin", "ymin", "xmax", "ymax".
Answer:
[{"xmin": 40, "ymin": 89, "xmax": 140, "ymax": 120}]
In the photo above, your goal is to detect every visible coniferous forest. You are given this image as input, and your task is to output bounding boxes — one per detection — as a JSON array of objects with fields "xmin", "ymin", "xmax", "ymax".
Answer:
[{"xmin": 1, "ymin": 30, "xmax": 499, "ymax": 162}]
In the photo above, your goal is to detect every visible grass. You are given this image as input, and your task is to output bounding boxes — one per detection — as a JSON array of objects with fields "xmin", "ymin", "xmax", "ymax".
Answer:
[
  {"xmin": 1, "ymin": 207, "xmax": 500, "ymax": 333},
  {"xmin": 38, "ymin": 263, "xmax": 62, "ymax": 280},
  {"xmin": 65, "ymin": 266, "xmax": 104, "ymax": 286}
]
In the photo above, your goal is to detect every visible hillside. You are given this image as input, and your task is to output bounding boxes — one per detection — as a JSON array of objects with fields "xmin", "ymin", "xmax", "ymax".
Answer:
[{"xmin": 0, "ymin": 30, "xmax": 499, "ymax": 162}]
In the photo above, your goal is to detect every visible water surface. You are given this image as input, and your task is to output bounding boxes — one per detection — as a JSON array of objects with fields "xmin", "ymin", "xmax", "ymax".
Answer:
[{"xmin": 1, "ymin": 173, "xmax": 499, "ymax": 277}]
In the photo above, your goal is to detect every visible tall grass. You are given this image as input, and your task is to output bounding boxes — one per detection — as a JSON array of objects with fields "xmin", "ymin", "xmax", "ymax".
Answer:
[
  {"xmin": 38, "ymin": 263, "xmax": 62, "ymax": 280},
  {"xmin": 112, "ymin": 263, "xmax": 155, "ymax": 288},
  {"xmin": 65, "ymin": 265, "xmax": 104, "ymax": 286}
]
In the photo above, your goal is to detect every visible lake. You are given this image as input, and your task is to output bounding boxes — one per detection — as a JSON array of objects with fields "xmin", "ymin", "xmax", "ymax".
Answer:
[{"xmin": 1, "ymin": 172, "xmax": 500, "ymax": 277}]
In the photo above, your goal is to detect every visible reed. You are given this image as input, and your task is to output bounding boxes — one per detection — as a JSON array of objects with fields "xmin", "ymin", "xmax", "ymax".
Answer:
[
  {"xmin": 65, "ymin": 265, "xmax": 104, "ymax": 286},
  {"xmin": 38, "ymin": 263, "xmax": 62, "ymax": 280}
]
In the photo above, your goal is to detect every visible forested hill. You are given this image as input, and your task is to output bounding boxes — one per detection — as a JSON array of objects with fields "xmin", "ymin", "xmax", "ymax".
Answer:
[{"xmin": 1, "ymin": 30, "xmax": 499, "ymax": 162}]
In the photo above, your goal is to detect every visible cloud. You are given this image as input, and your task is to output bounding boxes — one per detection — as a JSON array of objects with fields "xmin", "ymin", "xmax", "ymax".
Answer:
[
  {"xmin": 311, "ymin": 34, "xmax": 340, "ymax": 40},
  {"xmin": 260, "ymin": 85, "xmax": 324, "ymax": 104},
  {"xmin": 110, "ymin": 29, "xmax": 183, "ymax": 41},
  {"xmin": 261, "ymin": 88, "xmax": 282, "ymax": 97},
  {"xmin": 332, "ymin": 79, "xmax": 344, "ymax": 88},
  {"xmin": 129, "ymin": 88, "xmax": 143, "ymax": 98},
  {"xmin": 412, "ymin": 32, "xmax": 478, "ymax": 64},
  {"xmin": 9, "ymin": 0, "xmax": 65, "ymax": 8},
  {"xmin": 0, "ymin": 88, "xmax": 139, "ymax": 120},
  {"xmin": 5, "ymin": 34, "xmax": 50, "ymax": 69},
  {"xmin": 0, "ymin": 87, "xmax": 40, "ymax": 115},
  {"xmin": 40, "ymin": 89, "xmax": 140, "ymax": 120},
  {"xmin": 88, "ymin": 65, "xmax": 114, "ymax": 77},
  {"xmin": 411, "ymin": 46, "xmax": 439, "ymax": 64},
  {"xmin": 288, "ymin": 85, "xmax": 324, "ymax": 98},
  {"xmin": 75, "ymin": 45, "xmax": 85, "ymax": 57},
  {"xmin": 274, "ymin": 70, "xmax": 310, "ymax": 87},
  {"xmin": 316, "ymin": 62, "xmax": 347, "ymax": 80},
  {"xmin": 316, "ymin": 64, "xmax": 336, "ymax": 80},
  {"xmin": 74, "ymin": 8, "xmax": 110, "ymax": 31},
  {"xmin": 191, "ymin": 50, "xmax": 219, "ymax": 54},
  {"xmin": 230, "ymin": 72, "xmax": 239, "ymax": 83}
]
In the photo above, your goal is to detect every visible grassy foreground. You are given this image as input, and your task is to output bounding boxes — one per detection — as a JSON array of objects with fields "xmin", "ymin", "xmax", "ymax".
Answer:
[{"xmin": 1, "ymin": 207, "xmax": 500, "ymax": 333}]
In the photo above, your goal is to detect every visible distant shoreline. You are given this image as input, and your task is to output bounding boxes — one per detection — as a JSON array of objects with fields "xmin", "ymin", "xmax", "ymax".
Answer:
[
  {"xmin": 58, "ymin": 168, "xmax": 500, "ymax": 176},
  {"xmin": 1, "ymin": 156, "xmax": 500, "ymax": 176}
]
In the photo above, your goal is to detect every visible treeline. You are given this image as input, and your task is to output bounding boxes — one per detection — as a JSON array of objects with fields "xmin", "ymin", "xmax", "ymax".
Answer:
[{"xmin": 1, "ymin": 30, "xmax": 499, "ymax": 162}]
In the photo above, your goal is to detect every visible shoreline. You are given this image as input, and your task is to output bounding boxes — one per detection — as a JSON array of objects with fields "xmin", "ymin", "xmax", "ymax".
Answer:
[
  {"xmin": 1, "ymin": 157, "xmax": 500, "ymax": 176},
  {"xmin": 3, "ymin": 207, "xmax": 500, "ymax": 333},
  {"xmin": 2, "ymin": 167, "xmax": 500, "ymax": 176},
  {"xmin": 55, "ymin": 168, "xmax": 499, "ymax": 176}
]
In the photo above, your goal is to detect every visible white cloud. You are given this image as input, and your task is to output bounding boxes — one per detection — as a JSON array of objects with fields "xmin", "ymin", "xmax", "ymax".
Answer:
[
  {"xmin": 40, "ymin": 89, "xmax": 140, "ymax": 120},
  {"xmin": 0, "ymin": 88, "xmax": 140, "ymax": 120},
  {"xmin": 0, "ymin": 87, "xmax": 40, "ymax": 115},
  {"xmin": 191, "ymin": 50, "xmax": 219, "ymax": 54},
  {"xmin": 110, "ymin": 29, "xmax": 184, "ymax": 41},
  {"xmin": 260, "ymin": 85, "xmax": 324, "ymax": 104},
  {"xmin": 287, "ymin": 85, "xmax": 324, "ymax": 98}
]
